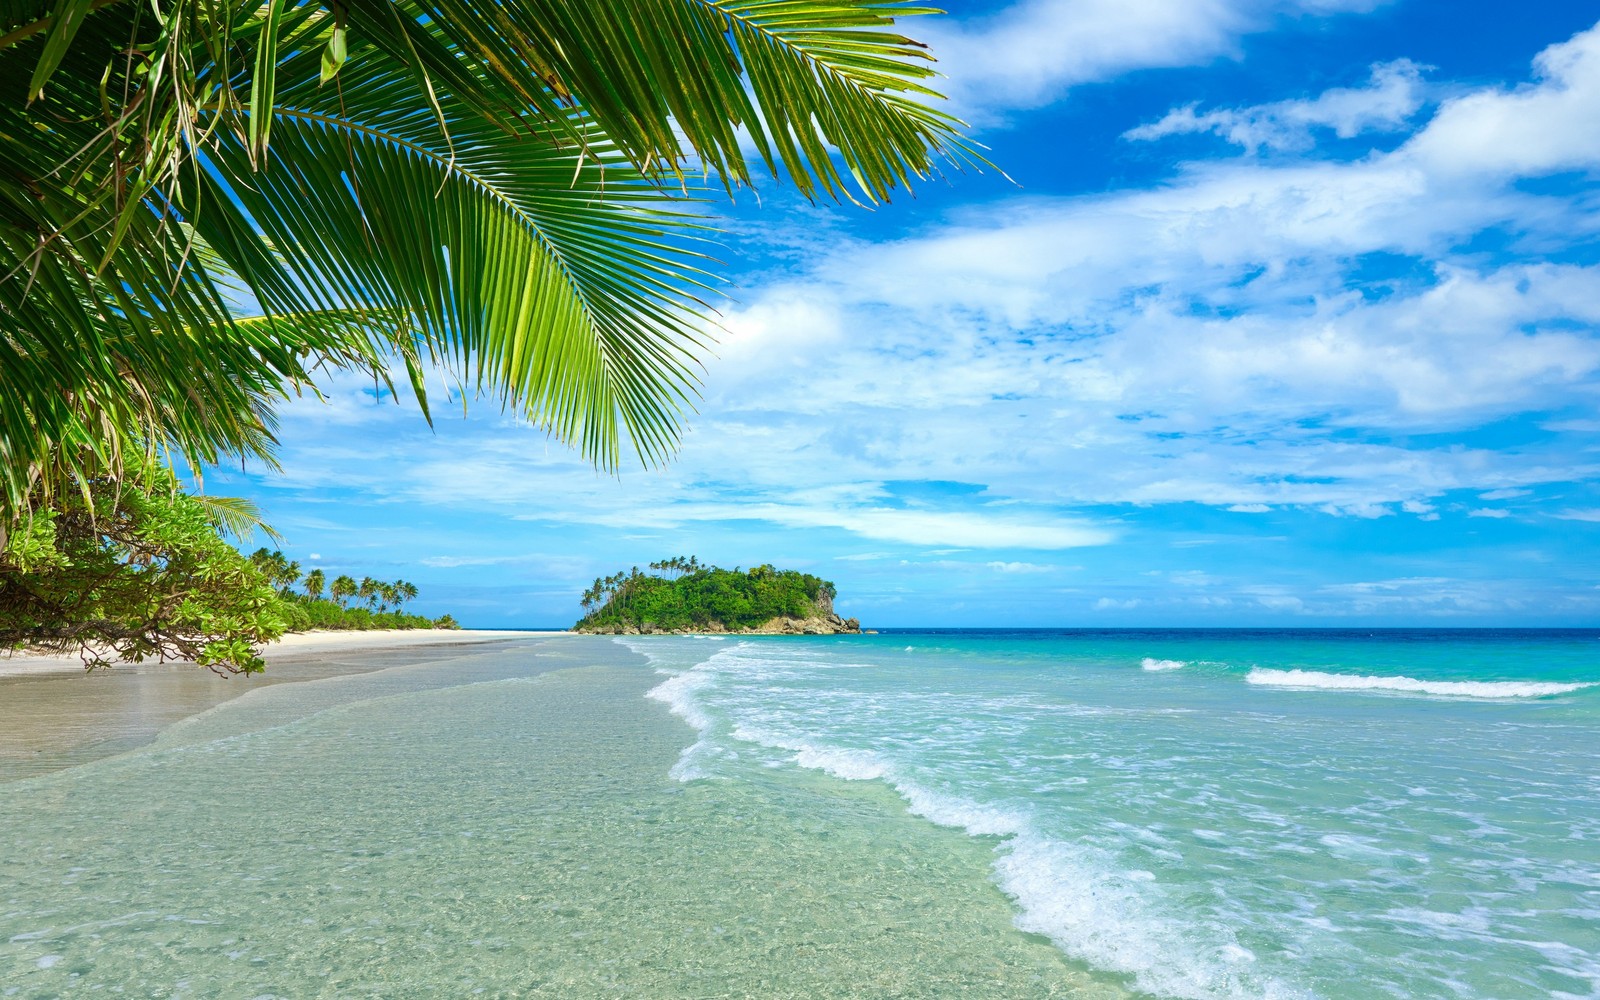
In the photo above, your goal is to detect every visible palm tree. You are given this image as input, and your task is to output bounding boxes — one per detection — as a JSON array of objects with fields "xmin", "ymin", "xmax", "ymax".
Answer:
[
  {"xmin": 303, "ymin": 569, "xmax": 326, "ymax": 601},
  {"xmin": 357, "ymin": 577, "xmax": 379, "ymax": 611},
  {"xmin": 330, "ymin": 575, "xmax": 357, "ymax": 608},
  {"xmin": 0, "ymin": 1, "xmax": 979, "ymax": 517},
  {"xmin": 247, "ymin": 548, "xmax": 300, "ymax": 593}
]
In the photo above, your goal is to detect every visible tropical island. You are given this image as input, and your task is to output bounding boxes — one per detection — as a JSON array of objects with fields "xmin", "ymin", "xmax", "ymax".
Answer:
[{"xmin": 574, "ymin": 558, "xmax": 862, "ymax": 635}]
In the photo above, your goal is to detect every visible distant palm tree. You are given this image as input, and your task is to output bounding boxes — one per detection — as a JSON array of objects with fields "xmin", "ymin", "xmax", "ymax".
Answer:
[
  {"xmin": 247, "ymin": 548, "xmax": 302, "ymax": 594},
  {"xmin": 357, "ymin": 577, "xmax": 379, "ymax": 611},
  {"xmin": 330, "ymin": 575, "xmax": 357, "ymax": 608},
  {"xmin": 303, "ymin": 569, "xmax": 326, "ymax": 601}
]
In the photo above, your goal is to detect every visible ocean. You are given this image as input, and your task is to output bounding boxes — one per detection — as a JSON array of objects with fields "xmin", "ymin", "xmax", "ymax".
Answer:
[
  {"xmin": 636, "ymin": 628, "xmax": 1600, "ymax": 999},
  {"xmin": 1, "ymin": 629, "xmax": 1595, "ymax": 998}
]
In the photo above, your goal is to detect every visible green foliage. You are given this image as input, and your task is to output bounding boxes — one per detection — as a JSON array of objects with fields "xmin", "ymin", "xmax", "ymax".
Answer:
[
  {"xmin": 246, "ymin": 549, "xmax": 443, "ymax": 630},
  {"xmin": 1, "ymin": 0, "xmax": 979, "ymax": 515},
  {"xmin": 0, "ymin": 469, "xmax": 293, "ymax": 673},
  {"xmin": 282, "ymin": 596, "xmax": 438, "ymax": 632},
  {"xmin": 576, "ymin": 558, "xmax": 835, "ymax": 631},
  {"xmin": 0, "ymin": 474, "xmax": 460, "ymax": 670}
]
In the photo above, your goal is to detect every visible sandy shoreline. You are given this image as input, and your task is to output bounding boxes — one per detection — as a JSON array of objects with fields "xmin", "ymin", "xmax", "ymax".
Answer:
[
  {"xmin": 0, "ymin": 628, "xmax": 561, "ymax": 678},
  {"xmin": 0, "ymin": 629, "xmax": 572, "ymax": 781}
]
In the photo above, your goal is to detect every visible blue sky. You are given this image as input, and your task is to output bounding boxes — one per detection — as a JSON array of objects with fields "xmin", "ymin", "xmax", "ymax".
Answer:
[{"xmin": 214, "ymin": 0, "xmax": 1600, "ymax": 627}]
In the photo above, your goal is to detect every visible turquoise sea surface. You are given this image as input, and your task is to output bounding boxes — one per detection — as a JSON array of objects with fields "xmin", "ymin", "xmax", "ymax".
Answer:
[
  {"xmin": 635, "ymin": 628, "xmax": 1600, "ymax": 999},
  {"xmin": 2, "ymin": 629, "xmax": 1597, "ymax": 998}
]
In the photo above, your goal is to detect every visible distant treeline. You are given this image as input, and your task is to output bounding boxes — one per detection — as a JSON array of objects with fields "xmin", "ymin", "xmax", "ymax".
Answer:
[
  {"xmin": 248, "ymin": 550, "xmax": 458, "ymax": 632},
  {"xmin": 577, "ymin": 557, "xmax": 836, "ymax": 632}
]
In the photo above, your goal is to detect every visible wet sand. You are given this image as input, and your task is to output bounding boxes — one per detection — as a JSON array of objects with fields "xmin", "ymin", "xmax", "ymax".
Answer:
[{"xmin": 0, "ymin": 630, "xmax": 552, "ymax": 781}]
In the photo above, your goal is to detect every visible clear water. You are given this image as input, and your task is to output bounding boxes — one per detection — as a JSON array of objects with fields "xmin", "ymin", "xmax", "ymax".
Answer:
[
  {"xmin": 636, "ymin": 629, "xmax": 1600, "ymax": 1000},
  {"xmin": 0, "ymin": 636, "xmax": 1102, "ymax": 998},
  {"xmin": 4, "ymin": 630, "xmax": 1596, "ymax": 998}
]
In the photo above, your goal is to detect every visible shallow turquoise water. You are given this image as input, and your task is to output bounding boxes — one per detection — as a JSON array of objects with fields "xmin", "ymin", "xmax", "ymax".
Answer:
[
  {"xmin": 636, "ymin": 629, "xmax": 1600, "ymax": 999},
  {"xmin": 4, "ymin": 629, "xmax": 1596, "ymax": 998},
  {"xmin": 0, "ymin": 636, "xmax": 1104, "ymax": 998}
]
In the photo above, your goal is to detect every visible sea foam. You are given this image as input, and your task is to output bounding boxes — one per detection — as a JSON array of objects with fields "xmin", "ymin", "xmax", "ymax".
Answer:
[
  {"xmin": 727, "ymin": 718, "xmax": 1302, "ymax": 999},
  {"xmin": 1141, "ymin": 657, "xmax": 1187, "ymax": 672},
  {"xmin": 641, "ymin": 637, "xmax": 1306, "ymax": 997},
  {"xmin": 1246, "ymin": 668, "xmax": 1593, "ymax": 699}
]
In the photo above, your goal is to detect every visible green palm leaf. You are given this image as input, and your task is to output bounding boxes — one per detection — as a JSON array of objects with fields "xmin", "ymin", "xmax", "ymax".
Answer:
[{"xmin": 0, "ymin": 0, "xmax": 979, "ymax": 515}]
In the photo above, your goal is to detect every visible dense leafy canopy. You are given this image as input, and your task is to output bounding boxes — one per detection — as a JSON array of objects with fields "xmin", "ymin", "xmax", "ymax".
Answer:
[
  {"xmin": 0, "ymin": 468, "xmax": 292, "ymax": 672},
  {"xmin": 577, "ymin": 558, "xmax": 838, "ymax": 631},
  {"xmin": 0, "ymin": 476, "xmax": 456, "ymax": 671}
]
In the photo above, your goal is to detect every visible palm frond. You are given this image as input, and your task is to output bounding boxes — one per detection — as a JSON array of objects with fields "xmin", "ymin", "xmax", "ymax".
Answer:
[
  {"xmin": 189, "ymin": 492, "xmax": 285, "ymax": 543},
  {"xmin": 344, "ymin": 0, "xmax": 982, "ymax": 202},
  {"xmin": 0, "ymin": 0, "xmax": 981, "ymax": 515},
  {"xmin": 188, "ymin": 34, "xmax": 722, "ymax": 467}
]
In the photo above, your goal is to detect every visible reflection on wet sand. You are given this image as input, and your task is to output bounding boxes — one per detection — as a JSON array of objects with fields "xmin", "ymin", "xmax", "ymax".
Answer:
[{"xmin": 0, "ymin": 632, "xmax": 538, "ymax": 781}]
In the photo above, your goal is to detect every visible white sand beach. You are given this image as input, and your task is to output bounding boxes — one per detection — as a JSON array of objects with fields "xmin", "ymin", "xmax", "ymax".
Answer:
[
  {"xmin": 0, "ymin": 630, "xmax": 566, "ymax": 780},
  {"xmin": 0, "ymin": 628, "xmax": 557, "ymax": 678}
]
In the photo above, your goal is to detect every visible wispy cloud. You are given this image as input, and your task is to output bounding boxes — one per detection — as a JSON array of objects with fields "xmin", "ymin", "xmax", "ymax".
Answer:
[
  {"xmin": 1554, "ymin": 509, "xmax": 1600, "ymax": 522},
  {"xmin": 923, "ymin": 0, "xmax": 1394, "ymax": 120},
  {"xmin": 1124, "ymin": 59, "xmax": 1427, "ymax": 151},
  {"xmin": 987, "ymin": 561, "xmax": 1060, "ymax": 573}
]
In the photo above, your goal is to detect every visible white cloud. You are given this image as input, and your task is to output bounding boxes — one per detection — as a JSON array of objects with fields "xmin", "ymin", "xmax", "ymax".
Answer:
[
  {"xmin": 1125, "ymin": 59, "xmax": 1427, "ymax": 151},
  {"xmin": 922, "ymin": 0, "xmax": 1393, "ymax": 119},
  {"xmin": 772, "ymin": 507, "xmax": 1114, "ymax": 549},
  {"xmin": 987, "ymin": 561, "xmax": 1059, "ymax": 573},
  {"xmin": 1310, "ymin": 576, "xmax": 1536, "ymax": 615},
  {"xmin": 1253, "ymin": 594, "xmax": 1306, "ymax": 611},
  {"xmin": 1478, "ymin": 488, "xmax": 1531, "ymax": 500},
  {"xmin": 1094, "ymin": 597, "xmax": 1143, "ymax": 610},
  {"xmin": 675, "ymin": 21, "xmax": 1600, "ymax": 517},
  {"xmin": 1405, "ymin": 23, "xmax": 1600, "ymax": 178},
  {"xmin": 1554, "ymin": 509, "xmax": 1600, "ymax": 522},
  {"xmin": 1467, "ymin": 508, "xmax": 1511, "ymax": 519},
  {"xmin": 1320, "ymin": 503, "xmax": 1395, "ymax": 519}
]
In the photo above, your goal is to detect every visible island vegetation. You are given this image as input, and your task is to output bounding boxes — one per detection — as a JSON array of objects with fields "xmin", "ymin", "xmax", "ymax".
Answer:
[{"xmin": 575, "ymin": 558, "xmax": 861, "ymax": 635}]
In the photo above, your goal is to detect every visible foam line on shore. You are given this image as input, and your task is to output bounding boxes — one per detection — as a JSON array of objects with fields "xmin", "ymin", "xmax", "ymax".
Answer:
[{"xmin": 638, "ymin": 636, "xmax": 1302, "ymax": 1000}]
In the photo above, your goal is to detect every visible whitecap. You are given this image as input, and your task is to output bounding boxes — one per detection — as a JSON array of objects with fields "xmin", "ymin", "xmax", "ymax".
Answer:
[
  {"xmin": 1141, "ymin": 657, "xmax": 1186, "ymax": 672},
  {"xmin": 1245, "ymin": 668, "xmax": 1593, "ymax": 699}
]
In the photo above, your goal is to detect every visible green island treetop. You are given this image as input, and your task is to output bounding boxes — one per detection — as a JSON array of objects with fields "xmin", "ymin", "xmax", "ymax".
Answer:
[{"xmin": 575, "ymin": 558, "xmax": 861, "ymax": 635}]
